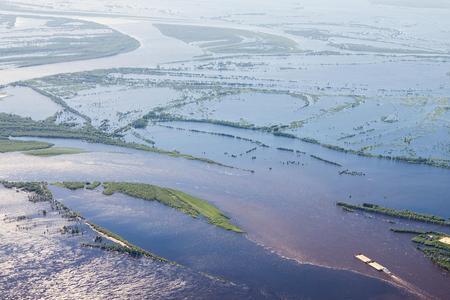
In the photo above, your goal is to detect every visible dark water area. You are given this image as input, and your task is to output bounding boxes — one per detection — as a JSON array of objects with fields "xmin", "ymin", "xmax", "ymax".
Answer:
[
  {"xmin": 53, "ymin": 187, "xmax": 412, "ymax": 299},
  {"xmin": 4, "ymin": 137, "xmax": 449, "ymax": 299}
]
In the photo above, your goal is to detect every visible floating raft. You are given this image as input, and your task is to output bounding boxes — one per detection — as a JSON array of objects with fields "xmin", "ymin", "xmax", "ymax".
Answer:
[
  {"xmin": 368, "ymin": 262, "xmax": 385, "ymax": 272},
  {"xmin": 355, "ymin": 254, "xmax": 391, "ymax": 275},
  {"xmin": 355, "ymin": 254, "xmax": 371, "ymax": 263}
]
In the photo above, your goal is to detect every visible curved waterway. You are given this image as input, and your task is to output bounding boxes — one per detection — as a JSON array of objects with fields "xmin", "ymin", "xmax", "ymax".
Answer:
[{"xmin": 2, "ymin": 137, "xmax": 449, "ymax": 298}]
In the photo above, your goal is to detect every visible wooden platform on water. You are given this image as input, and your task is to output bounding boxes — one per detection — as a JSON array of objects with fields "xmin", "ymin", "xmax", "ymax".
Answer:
[
  {"xmin": 439, "ymin": 237, "xmax": 450, "ymax": 246},
  {"xmin": 355, "ymin": 253, "xmax": 391, "ymax": 274}
]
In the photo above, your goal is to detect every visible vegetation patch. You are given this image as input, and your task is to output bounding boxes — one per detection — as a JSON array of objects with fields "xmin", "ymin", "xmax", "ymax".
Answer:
[
  {"xmin": 86, "ymin": 181, "xmax": 101, "ymax": 190},
  {"xmin": 53, "ymin": 181, "xmax": 101, "ymax": 191},
  {"xmin": 1, "ymin": 180, "xmax": 167, "ymax": 262},
  {"xmin": 310, "ymin": 154, "xmax": 342, "ymax": 167},
  {"xmin": 61, "ymin": 224, "xmax": 81, "ymax": 235},
  {"xmin": 82, "ymin": 243, "xmax": 162, "ymax": 259},
  {"xmin": 337, "ymin": 202, "xmax": 450, "ymax": 226},
  {"xmin": 0, "ymin": 113, "xmax": 231, "ymax": 168},
  {"xmin": 276, "ymin": 147, "xmax": 295, "ymax": 152},
  {"xmin": 339, "ymin": 169, "xmax": 365, "ymax": 176},
  {"xmin": 391, "ymin": 231, "xmax": 450, "ymax": 271},
  {"xmin": 102, "ymin": 182, "xmax": 243, "ymax": 233},
  {"xmin": 0, "ymin": 181, "xmax": 53, "ymax": 202},
  {"xmin": 53, "ymin": 182, "xmax": 87, "ymax": 190},
  {"xmin": 0, "ymin": 138, "xmax": 53, "ymax": 153},
  {"xmin": 54, "ymin": 181, "xmax": 243, "ymax": 232},
  {"xmin": 389, "ymin": 228, "xmax": 425, "ymax": 234},
  {"xmin": 85, "ymin": 221, "xmax": 168, "ymax": 262},
  {"xmin": 24, "ymin": 147, "xmax": 85, "ymax": 157}
]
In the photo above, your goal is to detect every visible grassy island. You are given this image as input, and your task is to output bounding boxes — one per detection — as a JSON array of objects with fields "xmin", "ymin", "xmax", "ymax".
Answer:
[
  {"xmin": 337, "ymin": 202, "xmax": 450, "ymax": 226},
  {"xmin": 1, "ymin": 180, "xmax": 168, "ymax": 262},
  {"xmin": 412, "ymin": 232, "xmax": 450, "ymax": 271},
  {"xmin": 102, "ymin": 182, "xmax": 243, "ymax": 233},
  {"xmin": 0, "ymin": 113, "xmax": 232, "ymax": 168},
  {"xmin": 85, "ymin": 221, "xmax": 168, "ymax": 262},
  {"xmin": 54, "ymin": 181, "xmax": 101, "ymax": 190},
  {"xmin": 0, "ymin": 139, "xmax": 53, "ymax": 153},
  {"xmin": 53, "ymin": 181, "xmax": 87, "ymax": 190},
  {"xmin": 53, "ymin": 181, "xmax": 244, "ymax": 233},
  {"xmin": 24, "ymin": 147, "xmax": 85, "ymax": 157},
  {"xmin": 391, "ymin": 229, "xmax": 450, "ymax": 271}
]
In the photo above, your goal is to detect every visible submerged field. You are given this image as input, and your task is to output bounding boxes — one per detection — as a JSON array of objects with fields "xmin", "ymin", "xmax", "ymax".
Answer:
[
  {"xmin": 16, "ymin": 65, "xmax": 450, "ymax": 169},
  {"xmin": 0, "ymin": 184, "xmax": 256, "ymax": 299},
  {"xmin": 0, "ymin": 13, "xmax": 139, "ymax": 69},
  {"xmin": 0, "ymin": 0, "xmax": 449, "ymax": 299},
  {"xmin": 0, "ymin": 135, "xmax": 448, "ymax": 299}
]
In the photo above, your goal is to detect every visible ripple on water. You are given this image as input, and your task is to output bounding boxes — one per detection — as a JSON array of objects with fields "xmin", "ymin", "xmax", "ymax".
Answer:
[{"xmin": 0, "ymin": 187, "xmax": 256, "ymax": 300}]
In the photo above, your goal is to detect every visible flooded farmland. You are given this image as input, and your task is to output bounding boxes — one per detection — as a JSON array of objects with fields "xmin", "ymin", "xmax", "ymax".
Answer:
[{"xmin": 0, "ymin": 0, "xmax": 449, "ymax": 299}]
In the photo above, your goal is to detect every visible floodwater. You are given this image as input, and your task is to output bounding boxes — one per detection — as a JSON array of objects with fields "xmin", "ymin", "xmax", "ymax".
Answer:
[
  {"xmin": 2, "ymin": 136, "xmax": 449, "ymax": 299},
  {"xmin": 169, "ymin": 92, "xmax": 309, "ymax": 127},
  {"xmin": 0, "ymin": 15, "xmax": 202, "ymax": 85},
  {"xmin": 0, "ymin": 86, "xmax": 62, "ymax": 120},
  {"xmin": 0, "ymin": 1, "xmax": 449, "ymax": 299},
  {"xmin": 0, "ymin": 187, "xmax": 259, "ymax": 300},
  {"xmin": 51, "ymin": 186, "xmax": 410, "ymax": 299}
]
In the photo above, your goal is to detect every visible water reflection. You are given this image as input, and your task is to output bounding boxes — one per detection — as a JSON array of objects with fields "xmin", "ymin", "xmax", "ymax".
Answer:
[{"xmin": 54, "ymin": 187, "xmax": 412, "ymax": 299}]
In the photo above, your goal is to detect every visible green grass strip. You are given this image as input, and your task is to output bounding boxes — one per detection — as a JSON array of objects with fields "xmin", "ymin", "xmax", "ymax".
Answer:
[
  {"xmin": 102, "ymin": 182, "xmax": 243, "ymax": 233},
  {"xmin": 337, "ymin": 202, "xmax": 450, "ymax": 226},
  {"xmin": 0, "ymin": 139, "xmax": 53, "ymax": 153},
  {"xmin": 24, "ymin": 147, "xmax": 85, "ymax": 156}
]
